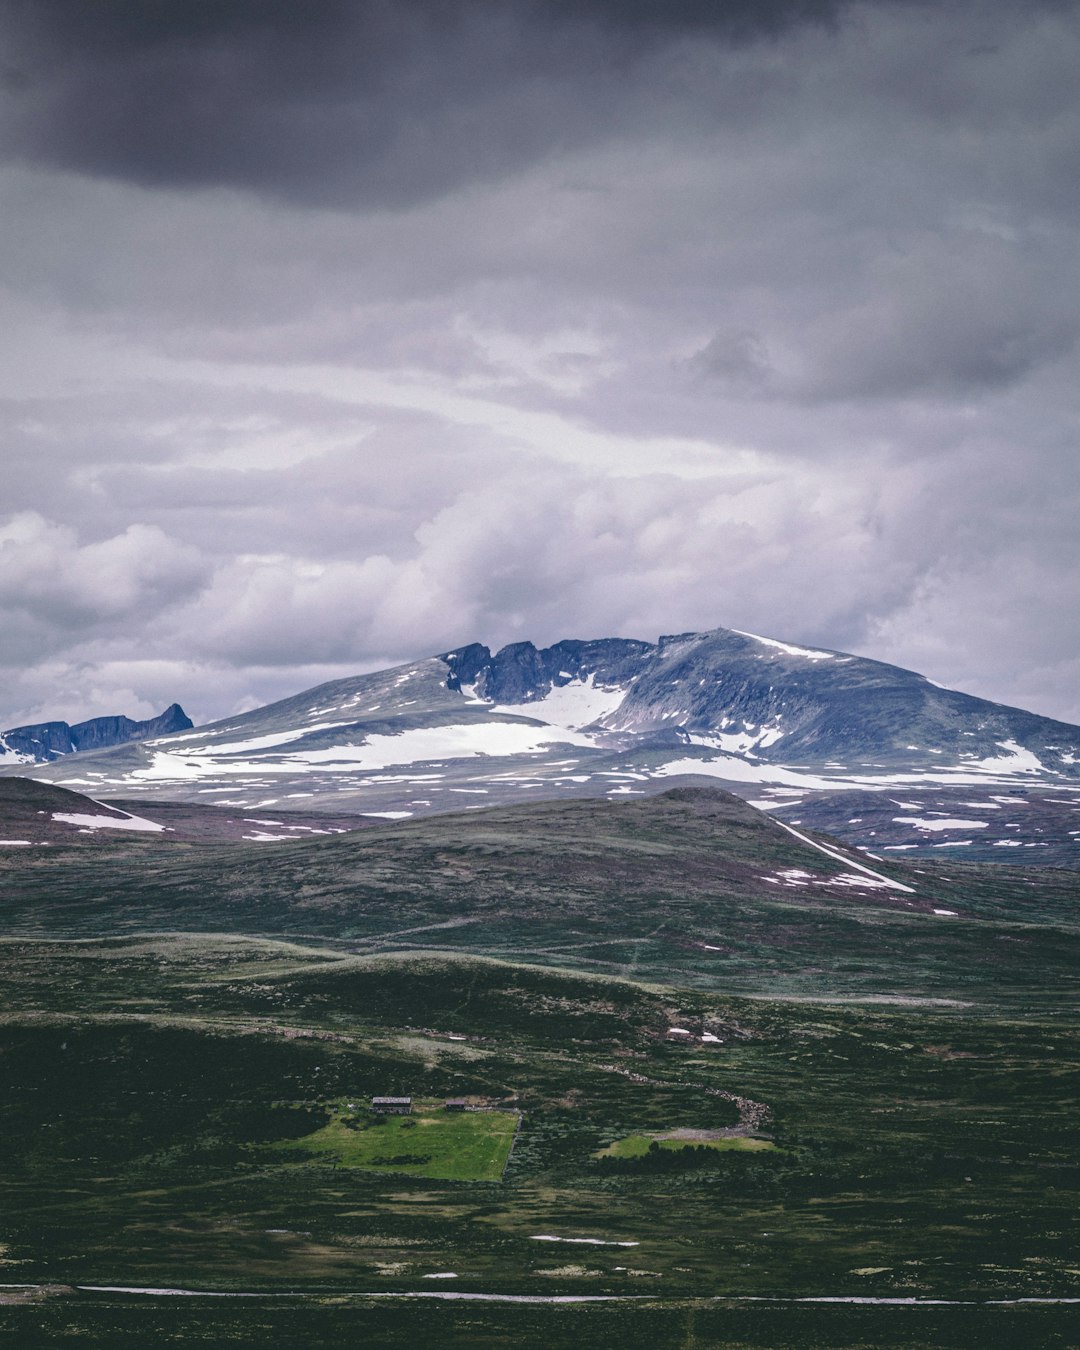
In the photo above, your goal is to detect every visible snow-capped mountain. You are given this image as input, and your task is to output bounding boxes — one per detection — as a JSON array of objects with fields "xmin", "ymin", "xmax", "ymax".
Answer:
[
  {"xmin": 0, "ymin": 704, "xmax": 193, "ymax": 765},
  {"xmin": 7, "ymin": 627, "xmax": 1079, "ymax": 865},
  {"xmin": 443, "ymin": 631, "xmax": 1080, "ymax": 773}
]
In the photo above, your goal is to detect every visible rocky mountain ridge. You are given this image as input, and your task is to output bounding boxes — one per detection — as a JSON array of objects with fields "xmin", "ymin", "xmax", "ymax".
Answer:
[
  {"xmin": 0, "ymin": 704, "xmax": 193, "ymax": 765},
  {"xmin": 444, "ymin": 631, "xmax": 1080, "ymax": 772}
]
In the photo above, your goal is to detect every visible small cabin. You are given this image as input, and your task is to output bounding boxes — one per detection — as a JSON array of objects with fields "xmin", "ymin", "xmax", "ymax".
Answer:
[
  {"xmin": 444, "ymin": 1098, "xmax": 467, "ymax": 1112},
  {"xmin": 371, "ymin": 1096, "xmax": 412, "ymax": 1114}
]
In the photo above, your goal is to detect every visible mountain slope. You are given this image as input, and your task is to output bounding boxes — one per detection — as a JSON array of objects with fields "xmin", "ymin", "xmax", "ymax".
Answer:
[
  {"xmin": 446, "ymin": 630, "xmax": 1080, "ymax": 772},
  {"xmin": 1, "ymin": 786, "xmax": 1078, "ymax": 1005},
  {"xmin": 6, "ymin": 627, "xmax": 1079, "ymax": 862},
  {"xmin": 0, "ymin": 778, "xmax": 170, "ymax": 845}
]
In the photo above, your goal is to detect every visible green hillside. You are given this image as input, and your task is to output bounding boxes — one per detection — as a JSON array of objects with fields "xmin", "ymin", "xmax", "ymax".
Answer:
[
  {"xmin": 2, "ymin": 788, "xmax": 1079, "ymax": 1344},
  {"xmin": 2, "ymin": 787, "xmax": 1078, "ymax": 1006}
]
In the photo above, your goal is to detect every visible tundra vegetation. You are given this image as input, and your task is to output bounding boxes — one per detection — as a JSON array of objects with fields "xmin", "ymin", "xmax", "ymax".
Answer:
[{"xmin": 0, "ymin": 788, "xmax": 1078, "ymax": 1347}]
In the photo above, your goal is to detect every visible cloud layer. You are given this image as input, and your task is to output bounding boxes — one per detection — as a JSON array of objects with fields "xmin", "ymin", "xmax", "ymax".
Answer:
[{"xmin": 0, "ymin": 0, "xmax": 1078, "ymax": 729}]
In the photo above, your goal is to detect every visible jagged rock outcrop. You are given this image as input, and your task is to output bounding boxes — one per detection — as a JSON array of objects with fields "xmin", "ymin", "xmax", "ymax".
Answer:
[{"xmin": 0, "ymin": 703, "xmax": 193, "ymax": 764}]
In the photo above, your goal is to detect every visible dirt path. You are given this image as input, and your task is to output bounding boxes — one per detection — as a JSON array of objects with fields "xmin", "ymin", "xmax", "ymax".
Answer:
[{"xmin": 592, "ymin": 1062, "xmax": 771, "ymax": 1135}]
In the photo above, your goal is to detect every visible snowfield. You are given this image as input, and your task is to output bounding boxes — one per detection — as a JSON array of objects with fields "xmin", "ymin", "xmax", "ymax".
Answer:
[
  {"xmin": 491, "ymin": 673, "xmax": 626, "ymax": 730},
  {"xmin": 963, "ymin": 740, "xmax": 1047, "ymax": 774},
  {"xmin": 126, "ymin": 721, "xmax": 603, "ymax": 784}
]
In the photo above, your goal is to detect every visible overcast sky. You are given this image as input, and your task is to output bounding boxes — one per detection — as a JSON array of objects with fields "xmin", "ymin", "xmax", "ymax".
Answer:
[{"xmin": 1, "ymin": 0, "xmax": 1078, "ymax": 729}]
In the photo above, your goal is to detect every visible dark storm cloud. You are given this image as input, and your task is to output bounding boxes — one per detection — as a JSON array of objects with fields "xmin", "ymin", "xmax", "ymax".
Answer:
[
  {"xmin": 1, "ymin": 1, "xmax": 1079, "ymax": 730},
  {"xmin": 0, "ymin": 0, "xmax": 846, "ymax": 206}
]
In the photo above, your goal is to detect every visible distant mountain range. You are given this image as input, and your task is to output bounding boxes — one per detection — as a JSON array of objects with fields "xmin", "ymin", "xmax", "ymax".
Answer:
[
  {"xmin": 0, "ymin": 704, "xmax": 192, "ymax": 764},
  {"xmin": 4, "ymin": 628, "xmax": 1078, "ymax": 863}
]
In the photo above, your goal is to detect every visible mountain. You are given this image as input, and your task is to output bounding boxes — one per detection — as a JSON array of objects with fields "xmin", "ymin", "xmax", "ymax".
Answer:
[
  {"xmin": 6, "ymin": 627, "xmax": 1079, "ymax": 862},
  {"xmin": 0, "ymin": 703, "xmax": 192, "ymax": 764},
  {"xmin": 2, "ymin": 641, "xmax": 1080, "ymax": 1327},
  {"xmin": 443, "ymin": 630, "xmax": 1080, "ymax": 771}
]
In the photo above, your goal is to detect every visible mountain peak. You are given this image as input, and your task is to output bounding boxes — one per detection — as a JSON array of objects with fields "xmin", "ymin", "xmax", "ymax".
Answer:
[
  {"xmin": 0, "ymin": 703, "xmax": 194, "ymax": 765},
  {"xmin": 6, "ymin": 626, "xmax": 1080, "ymax": 863}
]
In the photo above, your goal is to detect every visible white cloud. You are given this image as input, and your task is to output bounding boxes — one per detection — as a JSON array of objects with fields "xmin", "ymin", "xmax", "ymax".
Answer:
[
  {"xmin": 0, "ymin": 513, "xmax": 208, "ymax": 631},
  {"xmin": 0, "ymin": 2, "xmax": 1077, "ymax": 731}
]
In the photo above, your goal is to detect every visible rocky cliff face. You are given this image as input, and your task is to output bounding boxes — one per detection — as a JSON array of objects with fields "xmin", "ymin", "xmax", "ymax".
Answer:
[
  {"xmin": 442, "ymin": 629, "xmax": 1080, "ymax": 772},
  {"xmin": 0, "ymin": 703, "xmax": 193, "ymax": 764},
  {"xmin": 444, "ymin": 638, "xmax": 651, "ymax": 703}
]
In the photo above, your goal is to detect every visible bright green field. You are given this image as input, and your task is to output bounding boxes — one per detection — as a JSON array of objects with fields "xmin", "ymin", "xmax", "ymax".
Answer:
[
  {"xmin": 277, "ymin": 1100, "xmax": 519, "ymax": 1180},
  {"xmin": 596, "ymin": 1133, "xmax": 776, "ymax": 1158}
]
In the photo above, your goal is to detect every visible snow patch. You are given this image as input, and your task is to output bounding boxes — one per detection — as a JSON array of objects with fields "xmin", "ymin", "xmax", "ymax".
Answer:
[
  {"xmin": 653, "ymin": 754, "xmax": 1056, "ymax": 793},
  {"xmin": 687, "ymin": 720, "xmax": 784, "ymax": 754},
  {"xmin": 829, "ymin": 872, "xmax": 900, "ymax": 890},
  {"xmin": 492, "ymin": 673, "xmax": 626, "ymax": 730},
  {"xmin": 52, "ymin": 811, "xmax": 165, "ymax": 833},
  {"xmin": 653, "ymin": 756, "xmax": 840, "ymax": 790},
  {"xmin": 530, "ymin": 1236, "xmax": 639, "ymax": 1247},
  {"xmin": 772, "ymin": 820, "xmax": 916, "ymax": 893},
  {"xmin": 970, "ymin": 740, "xmax": 1046, "ymax": 775},
  {"xmin": 179, "ymin": 723, "xmax": 341, "ymax": 755},
  {"xmin": 129, "ymin": 721, "xmax": 601, "ymax": 783},
  {"xmin": 892, "ymin": 817, "xmax": 989, "ymax": 832},
  {"xmin": 292, "ymin": 722, "xmax": 600, "ymax": 767},
  {"xmin": 733, "ymin": 630, "xmax": 835, "ymax": 660}
]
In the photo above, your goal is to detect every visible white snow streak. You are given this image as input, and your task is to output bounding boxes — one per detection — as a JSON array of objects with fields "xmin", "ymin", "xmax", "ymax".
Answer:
[
  {"xmin": 172, "ymin": 723, "xmax": 341, "ymax": 755},
  {"xmin": 52, "ymin": 811, "xmax": 164, "ymax": 833},
  {"xmin": 733, "ymin": 631, "xmax": 835, "ymax": 660},
  {"xmin": 772, "ymin": 820, "xmax": 916, "ymax": 893},
  {"xmin": 893, "ymin": 817, "xmax": 990, "ymax": 832},
  {"xmin": 530, "ymin": 1235, "xmax": 639, "ymax": 1247}
]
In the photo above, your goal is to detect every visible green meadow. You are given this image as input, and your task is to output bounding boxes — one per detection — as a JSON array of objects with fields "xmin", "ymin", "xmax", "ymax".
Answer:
[
  {"xmin": 596, "ymin": 1134, "xmax": 776, "ymax": 1158},
  {"xmin": 276, "ymin": 1100, "xmax": 519, "ymax": 1180}
]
